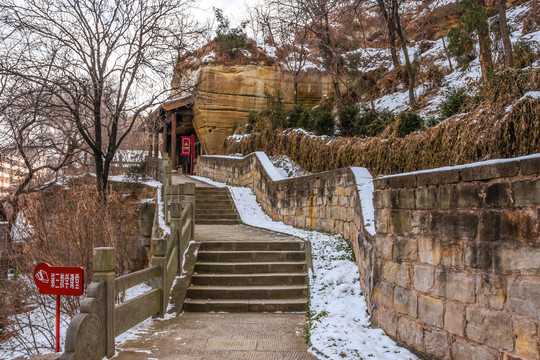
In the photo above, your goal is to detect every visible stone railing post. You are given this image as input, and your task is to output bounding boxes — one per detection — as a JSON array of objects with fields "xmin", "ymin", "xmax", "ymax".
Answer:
[
  {"xmin": 164, "ymin": 185, "xmax": 173, "ymax": 225},
  {"xmin": 182, "ymin": 182, "xmax": 196, "ymax": 240},
  {"xmin": 92, "ymin": 247, "xmax": 116, "ymax": 358},
  {"xmin": 151, "ymin": 238, "xmax": 167, "ymax": 318},
  {"xmin": 164, "ymin": 161, "xmax": 172, "ymax": 187},
  {"xmin": 170, "ymin": 202, "xmax": 182, "ymax": 273}
]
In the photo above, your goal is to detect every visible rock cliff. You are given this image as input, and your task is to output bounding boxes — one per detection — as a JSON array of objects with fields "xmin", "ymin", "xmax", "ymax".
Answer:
[{"xmin": 174, "ymin": 64, "xmax": 335, "ymax": 155}]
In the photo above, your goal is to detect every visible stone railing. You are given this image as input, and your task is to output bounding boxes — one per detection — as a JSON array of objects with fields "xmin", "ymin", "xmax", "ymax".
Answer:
[
  {"xmin": 61, "ymin": 159, "xmax": 195, "ymax": 360},
  {"xmin": 199, "ymin": 152, "xmax": 540, "ymax": 360}
]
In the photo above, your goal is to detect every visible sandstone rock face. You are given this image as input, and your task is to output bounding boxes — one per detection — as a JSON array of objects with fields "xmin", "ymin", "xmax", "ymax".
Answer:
[{"xmin": 176, "ymin": 65, "xmax": 334, "ymax": 155}]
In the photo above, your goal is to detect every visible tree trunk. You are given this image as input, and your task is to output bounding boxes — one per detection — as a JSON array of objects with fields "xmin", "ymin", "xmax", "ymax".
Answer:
[
  {"xmin": 377, "ymin": 0, "xmax": 400, "ymax": 68},
  {"xmin": 94, "ymin": 151, "xmax": 106, "ymax": 199},
  {"xmin": 476, "ymin": 0, "xmax": 493, "ymax": 84},
  {"xmin": 392, "ymin": 0, "xmax": 416, "ymax": 108},
  {"xmin": 498, "ymin": 0, "xmax": 513, "ymax": 68},
  {"xmin": 426, "ymin": 3, "xmax": 453, "ymax": 71},
  {"xmin": 440, "ymin": 27, "xmax": 454, "ymax": 72},
  {"xmin": 294, "ymin": 74, "xmax": 299, "ymax": 105},
  {"xmin": 388, "ymin": 20, "xmax": 400, "ymax": 68}
]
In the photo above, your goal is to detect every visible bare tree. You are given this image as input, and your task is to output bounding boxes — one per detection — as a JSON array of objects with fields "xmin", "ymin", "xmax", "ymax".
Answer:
[
  {"xmin": 376, "ymin": 0, "xmax": 401, "ymax": 68},
  {"xmin": 0, "ymin": 59, "xmax": 78, "ymax": 235},
  {"xmin": 422, "ymin": 0, "xmax": 454, "ymax": 72},
  {"xmin": 0, "ymin": 0, "xmax": 201, "ymax": 199},
  {"xmin": 376, "ymin": 0, "xmax": 417, "ymax": 108},
  {"xmin": 296, "ymin": 0, "xmax": 363, "ymax": 107},
  {"xmin": 253, "ymin": 0, "xmax": 311, "ymax": 105},
  {"xmin": 475, "ymin": 0, "xmax": 494, "ymax": 83}
]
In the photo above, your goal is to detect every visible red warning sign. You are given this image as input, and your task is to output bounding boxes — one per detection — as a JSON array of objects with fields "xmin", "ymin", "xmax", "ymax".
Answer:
[
  {"xmin": 181, "ymin": 136, "xmax": 192, "ymax": 155},
  {"xmin": 34, "ymin": 262, "xmax": 84, "ymax": 296}
]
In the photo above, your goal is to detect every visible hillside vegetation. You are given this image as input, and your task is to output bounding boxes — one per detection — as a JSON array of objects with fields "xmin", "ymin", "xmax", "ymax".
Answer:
[{"xmin": 220, "ymin": 0, "xmax": 540, "ymax": 174}]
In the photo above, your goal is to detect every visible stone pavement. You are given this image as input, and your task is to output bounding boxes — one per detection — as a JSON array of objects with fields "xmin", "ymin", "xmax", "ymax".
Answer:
[{"xmin": 112, "ymin": 312, "xmax": 316, "ymax": 360}]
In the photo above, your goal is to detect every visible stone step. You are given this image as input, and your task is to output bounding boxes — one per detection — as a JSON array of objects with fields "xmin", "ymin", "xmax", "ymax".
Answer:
[
  {"xmin": 195, "ymin": 196, "xmax": 232, "ymax": 206},
  {"xmin": 195, "ymin": 189, "xmax": 230, "ymax": 198},
  {"xmin": 197, "ymin": 250, "xmax": 306, "ymax": 262},
  {"xmin": 191, "ymin": 273, "xmax": 308, "ymax": 286},
  {"xmin": 200, "ymin": 241, "xmax": 304, "ymax": 251},
  {"xmin": 196, "ymin": 209, "xmax": 238, "ymax": 215},
  {"xmin": 195, "ymin": 219, "xmax": 240, "ymax": 225},
  {"xmin": 194, "ymin": 261, "xmax": 307, "ymax": 274},
  {"xmin": 196, "ymin": 194, "xmax": 231, "ymax": 199},
  {"xmin": 186, "ymin": 285, "xmax": 308, "ymax": 300},
  {"xmin": 196, "ymin": 188, "xmax": 229, "ymax": 193},
  {"xmin": 183, "ymin": 298, "xmax": 308, "ymax": 312},
  {"xmin": 195, "ymin": 214, "xmax": 239, "ymax": 220},
  {"xmin": 195, "ymin": 205, "xmax": 236, "ymax": 214}
]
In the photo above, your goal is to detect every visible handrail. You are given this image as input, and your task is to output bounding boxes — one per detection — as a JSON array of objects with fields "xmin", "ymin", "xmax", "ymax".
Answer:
[
  {"xmin": 115, "ymin": 265, "xmax": 161, "ymax": 295},
  {"xmin": 61, "ymin": 156, "xmax": 196, "ymax": 360}
]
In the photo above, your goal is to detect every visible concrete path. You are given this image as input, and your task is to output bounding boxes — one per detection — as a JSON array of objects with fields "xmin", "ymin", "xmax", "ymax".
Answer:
[{"xmin": 112, "ymin": 312, "xmax": 316, "ymax": 360}]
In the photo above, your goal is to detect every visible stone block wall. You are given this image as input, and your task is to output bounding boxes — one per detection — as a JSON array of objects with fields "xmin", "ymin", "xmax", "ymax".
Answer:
[{"xmin": 372, "ymin": 156, "xmax": 540, "ymax": 359}]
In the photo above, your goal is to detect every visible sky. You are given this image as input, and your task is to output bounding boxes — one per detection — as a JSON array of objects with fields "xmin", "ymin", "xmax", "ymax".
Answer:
[{"xmin": 191, "ymin": 0, "xmax": 256, "ymax": 27}]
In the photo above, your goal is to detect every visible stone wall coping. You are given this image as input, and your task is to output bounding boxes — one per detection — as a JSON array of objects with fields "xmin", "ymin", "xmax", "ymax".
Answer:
[
  {"xmin": 201, "ymin": 153, "xmax": 356, "ymax": 184},
  {"xmin": 375, "ymin": 153, "xmax": 540, "ymax": 189}
]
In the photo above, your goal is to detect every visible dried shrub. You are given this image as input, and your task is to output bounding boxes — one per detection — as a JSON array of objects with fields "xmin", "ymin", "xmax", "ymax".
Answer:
[
  {"xmin": 522, "ymin": 0, "xmax": 540, "ymax": 35},
  {"xmin": 0, "ymin": 179, "xmax": 143, "ymax": 356},
  {"xmin": 513, "ymin": 41, "xmax": 539, "ymax": 69},
  {"xmin": 421, "ymin": 64, "xmax": 446, "ymax": 90},
  {"xmin": 377, "ymin": 66, "xmax": 408, "ymax": 95},
  {"xmin": 225, "ymin": 94, "xmax": 540, "ymax": 176},
  {"xmin": 482, "ymin": 68, "xmax": 540, "ymax": 108}
]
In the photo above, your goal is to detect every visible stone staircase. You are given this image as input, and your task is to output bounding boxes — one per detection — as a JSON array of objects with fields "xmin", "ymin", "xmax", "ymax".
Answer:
[
  {"xmin": 183, "ymin": 239, "xmax": 309, "ymax": 312},
  {"xmin": 195, "ymin": 187, "xmax": 241, "ymax": 225}
]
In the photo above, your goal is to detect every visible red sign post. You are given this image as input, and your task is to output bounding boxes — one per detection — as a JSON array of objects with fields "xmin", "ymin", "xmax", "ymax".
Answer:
[
  {"xmin": 34, "ymin": 262, "xmax": 84, "ymax": 352},
  {"xmin": 180, "ymin": 134, "xmax": 195, "ymax": 175}
]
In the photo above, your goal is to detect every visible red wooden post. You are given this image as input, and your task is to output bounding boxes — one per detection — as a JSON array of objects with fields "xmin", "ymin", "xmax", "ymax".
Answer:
[
  {"xmin": 190, "ymin": 134, "xmax": 195, "ymax": 175},
  {"xmin": 56, "ymin": 295, "xmax": 60, "ymax": 352}
]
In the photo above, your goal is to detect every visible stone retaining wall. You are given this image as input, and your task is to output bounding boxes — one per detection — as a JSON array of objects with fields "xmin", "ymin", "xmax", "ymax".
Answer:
[
  {"xmin": 372, "ymin": 156, "xmax": 540, "ymax": 359},
  {"xmin": 198, "ymin": 153, "xmax": 540, "ymax": 360}
]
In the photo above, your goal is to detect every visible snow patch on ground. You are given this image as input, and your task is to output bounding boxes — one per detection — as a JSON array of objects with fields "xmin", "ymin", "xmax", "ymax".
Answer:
[
  {"xmin": 10, "ymin": 211, "xmax": 34, "ymax": 242},
  {"xmin": 228, "ymin": 133, "xmax": 251, "ymax": 143},
  {"xmin": 269, "ymin": 155, "xmax": 311, "ymax": 178},
  {"xmin": 190, "ymin": 176, "xmax": 227, "ymax": 188}
]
